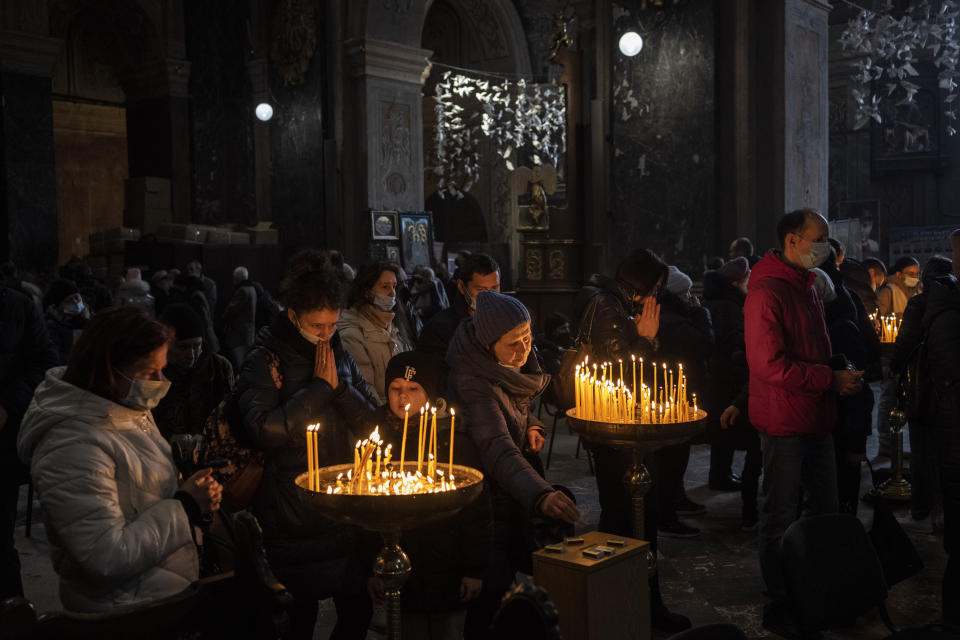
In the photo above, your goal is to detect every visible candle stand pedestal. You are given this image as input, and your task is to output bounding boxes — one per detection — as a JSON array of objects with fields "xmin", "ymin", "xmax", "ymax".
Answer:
[
  {"xmin": 566, "ymin": 409, "xmax": 706, "ymax": 569},
  {"xmin": 870, "ymin": 408, "xmax": 912, "ymax": 502},
  {"xmin": 296, "ymin": 463, "xmax": 484, "ymax": 640}
]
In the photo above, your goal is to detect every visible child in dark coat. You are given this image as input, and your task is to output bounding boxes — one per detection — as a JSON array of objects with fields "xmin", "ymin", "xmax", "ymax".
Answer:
[{"xmin": 365, "ymin": 350, "xmax": 492, "ymax": 640}]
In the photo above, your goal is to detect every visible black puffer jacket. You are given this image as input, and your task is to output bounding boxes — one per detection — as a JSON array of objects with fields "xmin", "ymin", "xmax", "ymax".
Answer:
[
  {"xmin": 1, "ymin": 285, "xmax": 58, "ymax": 477},
  {"xmin": 573, "ymin": 274, "xmax": 656, "ymax": 363},
  {"xmin": 657, "ymin": 291, "xmax": 713, "ymax": 387},
  {"xmin": 822, "ymin": 263, "xmax": 876, "ymax": 448},
  {"xmin": 418, "ymin": 295, "xmax": 470, "ymax": 357},
  {"xmin": 236, "ymin": 313, "xmax": 378, "ymax": 576},
  {"xmin": 364, "ymin": 405, "xmax": 491, "ymax": 612},
  {"xmin": 924, "ymin": 275, "xmax": 960, "ymax": 394},
  {"xmin": 703, "ymin": 271, "xmax": 748, "ymax": 414}
]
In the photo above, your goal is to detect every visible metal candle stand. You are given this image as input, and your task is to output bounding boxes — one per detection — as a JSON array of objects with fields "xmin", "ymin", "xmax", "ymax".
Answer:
[
  {"xmin": 870, "ymin": 408, "xmax": 912, "ymax": 501},
  {"xmin": 295, "ymin": 463, "xmax": 484, "ymax": 640},
  {"xmin": 565, "ymin": 408, "xmax": 707, "ymax": 569}
]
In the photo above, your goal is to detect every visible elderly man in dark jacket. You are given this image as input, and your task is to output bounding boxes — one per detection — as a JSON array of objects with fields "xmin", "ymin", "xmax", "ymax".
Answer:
[
  {"xmin": 892, "ymin": 256, "xmax": 954, "ymax": 531},
  {"xmin": 572, "ymin": 248, "xmax": 690, "ymax": 633},
  {"xmin": 1, "ymin": 282, "xmax": 58, "ymax": 599},
  {"xmin": 703, "ymin": 258, "xmax": 763, "ymax": 530},
  {"xmin": 922, "ymin": 273, "xmax": 960, "ymax": 624},
  {"xmin": 448, "ymin": 290, "xmax": 580, "ymax": 640},
  {"xmin": 820, "ymin": 253, "xmax": 880, "ymax": 515},
  {"xmin": 221, "ymin": 266, "xmax": 258, "ymax": 369},
  {"xmin": 236, "ymin": 251, "xmax": 379, "ymax": 640},
  {"xmin": 419, "ymin": 253, "xmax": 500, "ymax": 357}
]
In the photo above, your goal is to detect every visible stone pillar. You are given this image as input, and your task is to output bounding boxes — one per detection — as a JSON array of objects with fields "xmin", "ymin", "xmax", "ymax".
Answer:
[
  {"xmin": 343, "ymin": 38, "xmax": 431, "ymax": 261},
  {"xmin": 753, "ymin": 0, "xmax": 830, "ymax": 248},
  {"xmin": 0, "ymin": 30, "xmax": 63, "ymax": 270},
  {"xmin": 247, "ymin": 58, "xmax": 272, "ymax": 223},
  {"xmin": 123, "ymin": 58, "xmax": 193, "ymax": 224}
]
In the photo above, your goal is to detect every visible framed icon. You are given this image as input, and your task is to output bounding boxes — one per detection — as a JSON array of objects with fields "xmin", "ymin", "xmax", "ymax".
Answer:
[
  {"xmin": 371, "ymin": 210, "xmax": 399, "ymax": 240},
  {"xmin": 399, "ymin": 212, "xmax": 435, "ymax": 272}
]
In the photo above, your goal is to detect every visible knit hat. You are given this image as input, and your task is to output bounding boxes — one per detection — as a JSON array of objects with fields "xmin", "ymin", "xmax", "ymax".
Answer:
[
  {"xmin": 44, "ymin": 278, "xmax": 79, "ymax": 309},
  {"xmin": 474, "ymin": 290, "xmax": 531, "ymax": 346},
  {"xmin": 160, "ymin": 303, "xmax": 205, "ymax": 341},
  {"xmin": 717, "ymin": 257, "xmax": 750, "ymax": 283},
  {"xmin": 664, "ymin": 266, "xmax": 693, "ymax": 297},
  {"xmin": 384, "ymin": 351, "xmax": 445, "ymax": 400}
]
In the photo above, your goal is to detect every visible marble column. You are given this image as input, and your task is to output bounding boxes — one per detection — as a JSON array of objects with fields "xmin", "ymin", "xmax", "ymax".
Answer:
[
  {"xmin": 753, "ymin": 0, "xmax": 830, "ymax": 247},
  {"xmin": 342, "ymin": 38, "xmax": 431, "ymax": 261},
  {"xmin": 0, "ymin": 30, "xmax": 63, "ymax": 271}
]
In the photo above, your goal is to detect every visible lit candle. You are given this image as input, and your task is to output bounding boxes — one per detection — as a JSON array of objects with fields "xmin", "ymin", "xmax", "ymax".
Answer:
[
  {"xmin": 384, "ymin": 444, "xmax": 392, "ymax": 470},
  {"xmin": 306, "ymin": 424, "xmax": 315, "ymax": 491},
  {"xmin": 631, "ymin": 355, "xmax": 637, "ymax": 400},
  {"xmin": 418, "ymin": 407, "xmax": 426, "ymax": 473},
  {"xmin": 652, "ymin": 362, "xmax": 657, "ymax": 400},
  {"xmin": 400, "ymin": 403, "xmax": 411, "ymax": 471},
  {"xmin": 375, "ymin": 445, "xmax": 382, "ymax": 477},
  {"xmin": 619, "ymin": 359, "xmax": 624, "ymax": 385},
  {"xmin": 429, "ymin": 407, "xmax": 438, "ymax": 477},
  {"xmin": 449, "ymin": 408, "xmax": 456, "ymax": 477},
  {"xmin": 312, "ymin": 426, "xmax": 319, "ymax": 491},
  {"xmin": 353, "ymin": 439, "xmax": 361, "ymax": 480}
]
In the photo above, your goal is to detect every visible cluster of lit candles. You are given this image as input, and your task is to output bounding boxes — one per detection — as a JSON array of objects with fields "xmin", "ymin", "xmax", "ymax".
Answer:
[
  {"xmin": 870, "ymin": 312, "xmax": 901, "ymax": 343},
  {"xmin": 304, "ymin": 404, "xmax": 459, "ymax": 496},
  {"xmin": 574, "ymin": 355, "xmax": 698, "ymax": 424}
]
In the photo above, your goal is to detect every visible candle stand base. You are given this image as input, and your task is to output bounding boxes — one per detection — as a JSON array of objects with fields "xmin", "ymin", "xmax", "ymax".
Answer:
[
  {"xmin": 869, "ymin": 408, "xmax": 912, "ymax": 503},
  {"xmin": 295, "ymin": 463, "xmax": 484, "ymax": 640},
  {"xmin": 374, "ymin": 531, "xmax": 410, "ymax": 640},
  {"xmin": 567, "ymin": 409, "xmax": 707, "ymax": 575}
]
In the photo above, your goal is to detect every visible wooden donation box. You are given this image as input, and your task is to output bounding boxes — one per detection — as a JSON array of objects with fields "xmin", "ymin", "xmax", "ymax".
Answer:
[{"xmin": 532, "ymin": 531, "xmax": 650, "ymax": 640}]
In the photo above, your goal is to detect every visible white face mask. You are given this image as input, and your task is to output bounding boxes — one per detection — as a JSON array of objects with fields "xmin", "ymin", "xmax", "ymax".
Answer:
[
  {"xmin": 904, "ymin": 276, "xmax": 919, "ymax": 288},
  {"xmin": 62, "ymin": 300, "xmax": 83, "ymax": 316},
  {"xmin": 800, "ymin": 241, "xmax": 832, "ymax": 270},
  {"xmin": 117, "ymin": 370, "xmax": 170, "ymax": 411},
  {"xmin": 294, "ymin": 313, "xmax": 323, "ymax": 345},
  {"xmin": 372, "ymin": 294, "xmax": 396, "ymax": 312}
]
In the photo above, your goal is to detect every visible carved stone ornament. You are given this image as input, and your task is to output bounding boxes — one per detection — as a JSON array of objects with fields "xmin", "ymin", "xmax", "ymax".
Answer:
[
  {"xmin": 549, "ymin": 249, "xmax": 565, "ymax": 280},
  {"xmin": 270, "ymin": 0, "xmax": 317, "ymax": 87},
  {"xmin": 526, "ymin": 248, "xmax": 544, "ymax": 281}
]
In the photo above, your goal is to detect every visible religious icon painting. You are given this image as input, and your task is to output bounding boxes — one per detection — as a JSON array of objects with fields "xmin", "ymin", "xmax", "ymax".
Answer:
[
  {"xmin": 371, "ymin": 210, "xmax": 399, "ymax": 240},
  {"xmin": 399, "ymin": 211, "xmax": 435, "ymax": 272}
]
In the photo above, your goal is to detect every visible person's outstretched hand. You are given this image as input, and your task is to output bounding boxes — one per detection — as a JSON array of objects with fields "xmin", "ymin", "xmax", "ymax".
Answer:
[
  {"xmin": 537, "ymin": 489, "xmax": 582, "ymax": 525},
  {"xmin": 180, "ymin": 468, "xmax": 222, "ymax": 514}
]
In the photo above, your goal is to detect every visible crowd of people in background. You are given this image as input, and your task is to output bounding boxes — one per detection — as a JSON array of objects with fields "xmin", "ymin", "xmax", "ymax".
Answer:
[{"xmin": 1, "ymin": 207, "xmax": 958, "ymax": 638}]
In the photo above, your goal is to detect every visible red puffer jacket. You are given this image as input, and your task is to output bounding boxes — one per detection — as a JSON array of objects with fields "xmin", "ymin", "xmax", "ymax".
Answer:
[{"xmin": 744, "ymin": 250, "xmax": 836, "ymax": 436}]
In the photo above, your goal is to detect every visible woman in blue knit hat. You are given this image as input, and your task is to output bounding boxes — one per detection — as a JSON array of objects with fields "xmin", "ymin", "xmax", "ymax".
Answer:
[{"xmin": 446, "ymin": 290, "xmax": 581, "ymax": 639}]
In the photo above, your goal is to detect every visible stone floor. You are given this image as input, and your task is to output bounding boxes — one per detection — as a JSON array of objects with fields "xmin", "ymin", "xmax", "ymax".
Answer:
[{"xmin": 13, "ymin": 381, "xmax": 949, "ymax": 639}]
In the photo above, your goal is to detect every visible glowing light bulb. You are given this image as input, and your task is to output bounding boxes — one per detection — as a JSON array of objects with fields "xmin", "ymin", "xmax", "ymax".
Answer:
[
  {"xmin": 255, "ymin": 102, "xmax": 274, "ymax": 121},
  {"xmin": 619, "ymin": 31, "xmax": 643, "ymax": 56}
]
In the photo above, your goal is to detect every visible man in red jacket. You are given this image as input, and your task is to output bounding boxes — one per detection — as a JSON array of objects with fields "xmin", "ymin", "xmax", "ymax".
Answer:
[{"xmin": 744, "ymin": 209, "xmax": 863, "ymax": 627}]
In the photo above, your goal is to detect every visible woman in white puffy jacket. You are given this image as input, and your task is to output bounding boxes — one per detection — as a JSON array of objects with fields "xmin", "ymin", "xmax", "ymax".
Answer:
[{"xmin": 17, "ymin": 307, "xmax": 222, "ymax": 612}]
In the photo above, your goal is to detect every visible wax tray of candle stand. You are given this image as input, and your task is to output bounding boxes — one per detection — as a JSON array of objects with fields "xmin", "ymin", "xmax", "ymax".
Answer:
[
  {"xmin": 565, "ymin": 407, "xmax": 708, "ymax": 452},
  {"xmin": 295, "ymin": 462, "xmax": 484, "ymax": 532}
]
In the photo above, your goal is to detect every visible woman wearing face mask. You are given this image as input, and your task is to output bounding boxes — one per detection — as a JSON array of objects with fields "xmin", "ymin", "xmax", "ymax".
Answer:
[
  {"xmin": 153, "ymin": 303, "xmax": 234, "ymax": 441},
  {"xmin": 877, "ymin": 256, "xmax": 921, "ymax": 316},
  {"xmin": 43, "ymin": 278, "xmax": 91, "ymax": 365},
  {"xmin": 337, "ymin": 262, "xmax": 415, "ymax": 405},
  {"xmin": 447, "ymin": 290, "xmax": 582, "ymax": 640},
  {"xmin": 235, "ymin": 249, "xmax": 379, "ymax": 640},
  {"xmin": 17, "ymin": 306, "xmax": 222, "ymax": 612}
]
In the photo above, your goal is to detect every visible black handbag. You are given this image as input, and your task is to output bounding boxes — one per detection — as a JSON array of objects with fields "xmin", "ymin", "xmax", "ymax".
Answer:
[{"xmin": 556, "ymin": 296, "xmax": 601, "ymax": 411}]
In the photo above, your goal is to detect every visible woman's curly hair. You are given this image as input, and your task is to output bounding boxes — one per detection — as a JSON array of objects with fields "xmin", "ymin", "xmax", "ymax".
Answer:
[{"xmin": 279, "ymin": 249, "xmax": 343, "ymax": 313}]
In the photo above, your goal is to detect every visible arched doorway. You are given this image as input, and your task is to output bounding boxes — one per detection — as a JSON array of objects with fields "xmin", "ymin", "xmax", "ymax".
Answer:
[{"xmin": 420, "ymin": 0, "xmax": 532, "ymax": 286}]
